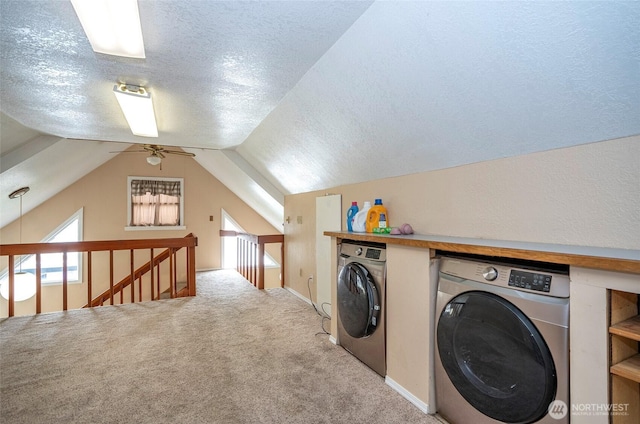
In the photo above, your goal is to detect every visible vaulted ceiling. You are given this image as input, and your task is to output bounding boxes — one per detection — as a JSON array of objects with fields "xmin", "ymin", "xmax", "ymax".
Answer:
[{"xmin": 2, "ymin": 1, "xmax": 639, "ymax": 230}]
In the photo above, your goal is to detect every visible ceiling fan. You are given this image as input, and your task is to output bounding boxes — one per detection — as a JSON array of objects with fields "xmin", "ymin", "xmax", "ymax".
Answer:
[{"xmin": 117, "ymin": 144, "xmax": 196, "ymax": 166}]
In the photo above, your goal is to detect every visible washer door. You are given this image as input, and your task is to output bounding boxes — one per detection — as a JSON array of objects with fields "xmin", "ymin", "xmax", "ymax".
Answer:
[
  {"xmin": 437, "ymin": 291, "xmax": 556, "ymax": 424},
  {"xmin": 338, "ymin": 262, "xmax": 380, "ymax": 338}
]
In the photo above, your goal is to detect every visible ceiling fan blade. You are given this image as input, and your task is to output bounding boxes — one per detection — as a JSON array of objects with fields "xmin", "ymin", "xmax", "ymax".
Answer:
[
  {"xmin": 109, "ymin": 150, "xmax": 148, "ymax": 153},
  {"xmin": 162, "ymin": 150, "xmax": 196, "ymax": 157},
  {"xmin": 157, "ymin": 152, "xmax": 166, "ymax": 159}
]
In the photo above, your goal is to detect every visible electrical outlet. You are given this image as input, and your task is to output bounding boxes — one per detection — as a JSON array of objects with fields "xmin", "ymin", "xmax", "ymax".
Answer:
[{"xmin": 308, "ymin": 275, "xmax": 313, "ymax": 281}]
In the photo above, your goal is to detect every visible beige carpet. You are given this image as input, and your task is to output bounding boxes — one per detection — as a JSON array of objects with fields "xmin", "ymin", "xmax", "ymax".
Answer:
[{"xmin": 1, "ymin": 269, "xmax": 442, "ymax": 424}]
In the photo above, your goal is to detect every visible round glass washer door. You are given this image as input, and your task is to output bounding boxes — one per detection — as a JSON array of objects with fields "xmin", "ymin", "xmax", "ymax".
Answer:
[
  {"xmin": 337, "ymin": 262, "xmax": 380, "ymax": 339},
  {"xmin": 437, "ymin": 291, "xmax": 556, "ymax": 424}
]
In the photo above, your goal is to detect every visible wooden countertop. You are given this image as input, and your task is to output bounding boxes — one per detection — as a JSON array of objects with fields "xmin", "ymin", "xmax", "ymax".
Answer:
[{"xmin": 324, "ymin": 231, "xmax": 640, "ymax": 274}]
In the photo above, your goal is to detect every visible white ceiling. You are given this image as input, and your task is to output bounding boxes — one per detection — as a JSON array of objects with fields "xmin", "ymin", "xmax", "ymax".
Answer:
[{"xmin": 1, "ymin": 1, "xmax": 639, "ymax": 230}]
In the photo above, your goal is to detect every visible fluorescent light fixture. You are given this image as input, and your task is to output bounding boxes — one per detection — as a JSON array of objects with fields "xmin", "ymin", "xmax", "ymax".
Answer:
[
  {"xmin": 71, "ymin": 0, "xmax": 145, "ymax": 58},
  {"xmin": 113, "ymin": 84, "xmax": 158, "ymax": 137}
]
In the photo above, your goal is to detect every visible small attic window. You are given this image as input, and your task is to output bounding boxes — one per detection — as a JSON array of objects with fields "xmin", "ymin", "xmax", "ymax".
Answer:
[
  {"xmin": 0, "ymin": 208, "xmax": 83, "ymax": 287},
  {"xmin": 125, "ymin": 176, "xmax": 186, "ymax": 231}
]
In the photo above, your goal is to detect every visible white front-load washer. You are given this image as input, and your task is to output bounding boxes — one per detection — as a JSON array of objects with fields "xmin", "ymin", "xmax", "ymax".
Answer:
[
  {"xmin": 337, "ymin": 240, "xmax": 386, "ymax": 377},
  {"xmin": 435, "ymin": 255, "xmax": 570, "ymax": 424}
]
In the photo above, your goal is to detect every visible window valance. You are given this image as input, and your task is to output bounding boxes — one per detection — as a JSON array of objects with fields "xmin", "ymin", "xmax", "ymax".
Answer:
[{"xmin": 130, "ymin": 179, "xmax": 181, "ymax": 196}]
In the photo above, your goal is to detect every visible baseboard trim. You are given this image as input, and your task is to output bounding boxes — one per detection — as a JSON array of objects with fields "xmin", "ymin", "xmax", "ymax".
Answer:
[
  {"xmin": 329, "ymin": 335, "xmax": 337, "ymax": 345},
  {"xmin": 196, "ymin": 268, "xmax": 223, "ymax": 272},
  {"xmin": 385, "ymin": 376, "xmax": 432, "ymax": 414},
  {"xmin": 285, "ymin": 287, "xmax": 312, "ymax": 305}
]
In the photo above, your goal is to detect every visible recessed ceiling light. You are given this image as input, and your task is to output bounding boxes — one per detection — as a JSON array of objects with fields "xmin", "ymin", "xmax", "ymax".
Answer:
[{"xmin": 71, "ymin": 0, "xmax": 146, "ymax": 59}]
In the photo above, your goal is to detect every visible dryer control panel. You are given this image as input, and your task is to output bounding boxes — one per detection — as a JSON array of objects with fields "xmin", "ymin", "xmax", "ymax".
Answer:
[
  {"xmin": 508, "ymin": 270, "xmax": 551, "ymax": 293},
  {"xmin": 439, "ymin": 257, "xmax": 569, "ymax": 298}
]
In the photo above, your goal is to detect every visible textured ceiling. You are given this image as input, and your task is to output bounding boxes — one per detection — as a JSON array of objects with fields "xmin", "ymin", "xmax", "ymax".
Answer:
[
  {"xmin": 1, "ymin": 1, "xmax": 639, "ymax": 229},
  {"xmin": 0, "ymin": 0, "xmax": 372, "ymax": 148},
  {"xmin": 238, "ymin": 1, "xmax": 640, "ymax": 194}
]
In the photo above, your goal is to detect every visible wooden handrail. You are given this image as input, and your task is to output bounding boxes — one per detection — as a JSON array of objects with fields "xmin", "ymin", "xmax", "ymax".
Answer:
[
  {"xmin": 1, "ymin": 234, "xmax": 198, "ymax": 317},
  {"xmin": 2, "ymin": 237, "xmax": 196, "ymax": 254},
  {"xmin": 220, "ymin": 230, "xmax": 284, "ymax": 289}
]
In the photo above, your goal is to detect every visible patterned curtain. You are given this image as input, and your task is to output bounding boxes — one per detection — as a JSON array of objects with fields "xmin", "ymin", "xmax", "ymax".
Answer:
[{"xmin": 131, "ymin": 180, "xmax": 181, "ymax": 226}]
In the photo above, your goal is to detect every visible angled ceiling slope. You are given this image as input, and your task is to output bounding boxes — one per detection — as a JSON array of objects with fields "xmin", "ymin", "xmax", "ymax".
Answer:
[
  {"xmin": 0, "ymin": 135, "xmax": 131, "ymax": 228},
  {"xmin": 238, "ymin": 1, "xmax": 640, "ymax": 195}
]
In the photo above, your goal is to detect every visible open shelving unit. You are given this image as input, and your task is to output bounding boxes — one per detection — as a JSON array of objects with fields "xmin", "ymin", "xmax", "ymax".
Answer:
[{"xmin": 609, "ymin": 290, "xmax": 640, "ymax": 423}]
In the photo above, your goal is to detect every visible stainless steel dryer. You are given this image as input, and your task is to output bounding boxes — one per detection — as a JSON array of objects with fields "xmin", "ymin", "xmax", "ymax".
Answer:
[
  {"xmin": 337, "ymin": 240, "xmax": 386, "ymax": 377},
  {"xmin": 435, "ymin": 255, "xmax": 570, "ymax": 424}
]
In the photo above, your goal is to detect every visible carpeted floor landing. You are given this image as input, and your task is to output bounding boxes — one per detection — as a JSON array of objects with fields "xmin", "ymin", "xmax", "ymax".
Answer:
[{"xmin": 1, "ymin": 269, "xmax": 442, "ymax": 424}]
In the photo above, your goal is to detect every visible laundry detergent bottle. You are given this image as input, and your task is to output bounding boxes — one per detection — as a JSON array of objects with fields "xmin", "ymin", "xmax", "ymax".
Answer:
[
  {"xmin": 352, "ymin": 201, "xmax": 371, "ymax": 232},
  {"xmin": 346, "ymin": 201, "xmax": 359, "ymax": 232},
  {"xmin": 366, "ymin": 198, "xmax": 389, "ymax": 233}
]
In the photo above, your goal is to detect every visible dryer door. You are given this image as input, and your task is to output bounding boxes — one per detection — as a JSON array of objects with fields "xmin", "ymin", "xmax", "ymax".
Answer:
[
  {"xmin": 437, "ymin": 291, "xmax": 556, "ymax": 424},
  {"xmin": 337, "ymin": 262, "xmax": 380, "ymax": 338}
]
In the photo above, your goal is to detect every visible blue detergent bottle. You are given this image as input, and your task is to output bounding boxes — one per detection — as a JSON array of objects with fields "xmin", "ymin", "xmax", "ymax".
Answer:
[{"xmin": 347, "ymin": 201, "xmax": 359, "ymax": 232}]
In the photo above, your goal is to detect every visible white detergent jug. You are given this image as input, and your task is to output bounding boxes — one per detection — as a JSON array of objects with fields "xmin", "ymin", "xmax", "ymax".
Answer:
[{"xmin": 351, "ymin": 201, "xmax": 371, "ymax": 232}]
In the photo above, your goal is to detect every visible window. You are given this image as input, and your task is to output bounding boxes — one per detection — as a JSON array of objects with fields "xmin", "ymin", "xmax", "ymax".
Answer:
[
  {"xmin": 221, "ymin": 209, "xmax": 279, "ymax": 269},
  {"xmin": 0, "ymin": 208, "xmax": 83, "ymax": 286},
  {"xmin": 126, "ymin": 176, "xmax": 185, "ymax": 230}
]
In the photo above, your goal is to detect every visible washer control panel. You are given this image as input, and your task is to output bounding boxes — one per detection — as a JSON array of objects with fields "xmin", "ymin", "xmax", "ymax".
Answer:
[
  {"xmin": 339, "ymin": 241, "xmax": 386, "ymax": 263},
  {"xmin": 365, "ymin": 248, "xmax": 382, "ymax": 260},
  {"xmin": 508, "ymin": 270, "xmax": 551, "ymax": 292}
]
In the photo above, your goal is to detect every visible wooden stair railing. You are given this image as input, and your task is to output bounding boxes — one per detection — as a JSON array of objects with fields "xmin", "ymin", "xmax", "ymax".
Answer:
[
  {"xmin": 219, "ymin": 230, "xmax": 284, "ymax": 289},
  {"xmin": 0, "ymin": 234, "xmax": 197, "ymax": 317},
  {"xmin": 85, "ymin": 234, "xmax": 195, "ymax": 307}
]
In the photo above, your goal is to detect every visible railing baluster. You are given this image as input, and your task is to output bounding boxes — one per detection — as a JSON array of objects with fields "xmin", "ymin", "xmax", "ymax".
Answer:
[
  {"xmin": 62, "ymin": 252, "xmax": 68, "ymax": 311},
  {"xmin": 173, "ymin": 249, "xmax": 177, "ymax": 294},
  {"xmin": 130, "ymin": 249, "xmax": 135, "ymax": 303},
  {"xmin": 109, "ymin": 250, "xmax": 114, "ymax": 305},
  {"xmin": 188, "ymin": 242, "xmax": 196, "ymax": 296},
  {"xmin": 280, "ymin": 242, "xmax": 285, "ymax": 288},
  {"xmin": 251, "ymin": 241, "xmax": 255, "ymax": 283},
  {"xmin": 237, "ymin": 240, "xmax": 241, "ymax": 277},
  {"xmin": 245, "ymin": 241, "xmax": 250, "ymax": 284},
  {"xmin": 8, "ymin": 255, "xmax": 15, "ymax": 317},
  {"xmin": 257, "ymin": 242, "xmax": 265, "ymax": 290},
  {"xmin": 254, "ymin": 241, "xmax": 258, "ymax": 286},
  {"xmin": 170, "ymin": 249, "xmax": 175, "ymax": 298},
  {"xmin": 219, "ymin": 230, "xmax": 284, "ymax": 290},
  {"xmin": 239, "ymin": 239, "xmax": 244, "ymax": 278},
  {"xmin": 87, "ymin": 252, "xmax": 92, "ymax": 308},
  {"xmin": 243, "ymin": 239, "xmax": 248, "ymax": 280},
  {"xmin": 150, "ymin": 248, "xmax": 155, "ymax": 300},
  {"xmin": 156, "ymin": 262, "xmax": 161, "ymax": 300},
  {"xmin": 36, "ymin": 253, "xmax": 42, "ymax": 314}
]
